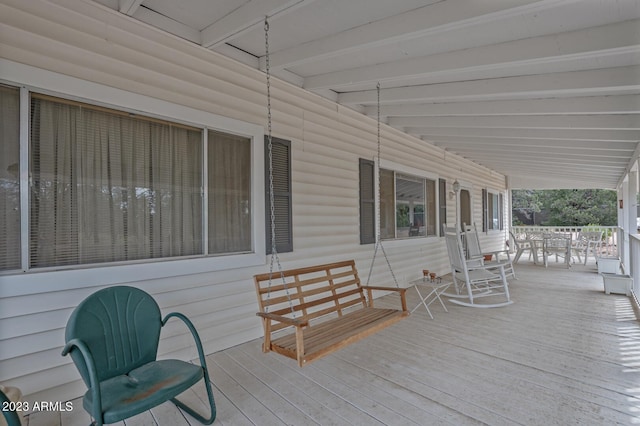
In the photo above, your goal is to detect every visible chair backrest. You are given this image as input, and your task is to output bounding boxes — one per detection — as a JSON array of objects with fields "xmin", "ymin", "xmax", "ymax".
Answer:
[
  {"xmin": 580, "ymin": 230, "xmax": 603, "ymax": 242},
  {"xmin": 544, "ymin": 233, "xmax": 571, "ymax": 251},
  {"xmin": 509, "ymin": 231, "xmax": 520, "ymax": 250},
  {"xmin": 65, "ymin": 286, "xmax": 162, "ymax": 385},
  {"xmin": 463, "ymin": 223, "xmax": 482, "ymax": 259},
  {"xmin": 444, "ymin": 225, "xmax": 467, "ymax": 273}
]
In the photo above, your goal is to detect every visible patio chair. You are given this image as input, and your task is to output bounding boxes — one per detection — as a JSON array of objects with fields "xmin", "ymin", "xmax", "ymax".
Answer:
[
  {"xmin": 443, "ymin": 225, "xmax": 513, "ymax": 308},
  {"xmin": 509, "ymin": 231, "xmax": 532, "ymax": 264},
  {"xmin": 543, "ymin": 233, "xmax": 572, "ymax": 268},
  {"xmin": 62, "ymin": 286, "xmax": 216, "ymax": 426},
  {"xmin": 463, "ymin": 223, "xmax": 516, "ymax": 279},
  {"xmin": 572, "ymin": 230, "xmax": 603, "ymax": 265}
]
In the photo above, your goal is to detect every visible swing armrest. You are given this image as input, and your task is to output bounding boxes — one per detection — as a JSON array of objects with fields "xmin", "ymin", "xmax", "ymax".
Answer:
[
  {"xmin": 362, "ymin": 286, "xmax": 408, "ymax": 311},
  {"xmin": 256, "ymin": 312, "xmax": 309, "ymax": 327},
  {"xmin": 361, "ymin": 285, "xmax": 407, "ymax": 293}
]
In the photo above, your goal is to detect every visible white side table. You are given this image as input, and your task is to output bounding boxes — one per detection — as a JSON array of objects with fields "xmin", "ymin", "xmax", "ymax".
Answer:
[{"xmin": 408, "ymin": 278, "xmax": 451, "ymax": 319}]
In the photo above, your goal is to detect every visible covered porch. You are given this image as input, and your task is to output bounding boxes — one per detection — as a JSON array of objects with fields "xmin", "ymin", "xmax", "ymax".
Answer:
[
  {"xmin": 1, "ymin": 1, "xmax": 639, "ymax": 424},
  {"xmin": 25, "ymin": 261, "xmax": 640, "ymax": 425}
]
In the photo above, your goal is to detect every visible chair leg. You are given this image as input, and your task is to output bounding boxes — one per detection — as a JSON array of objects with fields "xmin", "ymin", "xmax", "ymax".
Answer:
[{"xmin": 171, "ymin": 376, "xmax": 217, "ymax": 425}]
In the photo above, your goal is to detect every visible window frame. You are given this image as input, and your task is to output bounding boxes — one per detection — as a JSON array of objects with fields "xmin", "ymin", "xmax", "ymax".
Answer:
[
  {"xmin": 483, "ymin": 188, "xmax": 504, "ymax": 232},
  {"xmin": 1, "ymin": 61, "xmax": 266, "ymax": 276},
  {"xmin": 360, "ymin": 158, "xmax": 440, "ymax": 246}
]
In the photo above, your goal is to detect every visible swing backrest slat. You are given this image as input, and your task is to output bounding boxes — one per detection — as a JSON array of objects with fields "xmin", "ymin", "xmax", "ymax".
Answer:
[{"xmin": 254, "ymin": 260, "xmax": 368, "ymax": 333}]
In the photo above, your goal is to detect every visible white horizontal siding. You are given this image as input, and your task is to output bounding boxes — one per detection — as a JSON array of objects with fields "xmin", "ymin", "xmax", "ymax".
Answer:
[{"xmin": 0, "ymin": 0, "xmax": 509, "ymax": 403}]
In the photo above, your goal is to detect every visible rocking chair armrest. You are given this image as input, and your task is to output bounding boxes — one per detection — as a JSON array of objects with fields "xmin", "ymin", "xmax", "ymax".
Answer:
[
  {"xmin": 467, "ymin": 262, "xmax": 506, "ymax": 272},
  {"xmin": 62, "ymin": 338, "xmax": 102, "ymax": 422},
  {"xmin": 256, "ymin": 312, "xmax": 309, "ymax": 327}
]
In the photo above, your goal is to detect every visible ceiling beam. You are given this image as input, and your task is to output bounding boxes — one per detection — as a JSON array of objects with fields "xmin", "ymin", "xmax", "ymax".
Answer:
[
  {"xmin": 469, "ymin": 160, "xmax": 625, "ymax": 174},
  {"xmin": 410, "ymin": 127, "xmax": 640, "ymax": 141},
  {"xmin": 263, "ymin": 0, "xmax": 544, "ymax": 69},
  {"xmin": 128, "ymin": 6, "xmax": 201, "ymax": 44},
  {"xmin": 200, "ymin": 0, "xmax": 315, "ymax": 49},
  {"xmin": 390, "ymin": 114, "xmax": 640, "ymax": 129},
  {"xmin": 435, "ymin": 146, "xmax": 631, "ymax": 161},
  {"xmin": 428, "ymin": 139, "xmax": 637, "ymax": 152},
  {"xmin": 466, "ymin": 159, "xmax": 627, "ymax": 172},
  {"xmin": 365, "ymin": 95, "xmax": 640, "ymax": 117},
  {"xmin": 509, "ymin": 174, "xmax": 616, "ymax": 189},
  {"xmin": 119, "ymin": 0, "xmax": 144, "ymax": 16},
  {"xmin": 423, "ymin": 136, "xmax": 637, "ymax": 150},
  {"xmin": 339, "ymin": 65, "xmax": 640, "ymax": 105},
  {"xmin": 305, "ymin": 19, "xmax": 640, "ymax": 90}
]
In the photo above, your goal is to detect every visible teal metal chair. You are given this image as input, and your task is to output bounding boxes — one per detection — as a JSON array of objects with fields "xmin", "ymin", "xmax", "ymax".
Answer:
[
  {"xmin": 0, "ymin": 388, "xmax": 22, "ymax": 426},
  {"xmin": 62, "ymin": 286, "xmax": 216, "ymax": 425}
]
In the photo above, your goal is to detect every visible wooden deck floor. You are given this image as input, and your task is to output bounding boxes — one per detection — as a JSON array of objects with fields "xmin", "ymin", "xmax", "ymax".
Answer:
[{"xmin": 25, "ymin": 261, "xmax": 640, "ymax": 425}]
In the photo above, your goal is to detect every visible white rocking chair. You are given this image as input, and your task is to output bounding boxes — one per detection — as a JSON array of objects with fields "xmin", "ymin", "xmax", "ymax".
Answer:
[
  {"xmin": 463, "ymin": 223, "xmax": 516, "ymax": 280},
  {"xmin": 443, "ymin": 225, "xmax": 513, "ymax": 308}
]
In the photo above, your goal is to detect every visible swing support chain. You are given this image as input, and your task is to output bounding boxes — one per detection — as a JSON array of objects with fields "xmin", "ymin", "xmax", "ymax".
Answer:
[
  {"xmin": 264, "ymin": 16, "xmax": 295, "ymax": 316},
  {"xmin": 365, "ymin": 82, "xmax": 400, "ymax": 289}
]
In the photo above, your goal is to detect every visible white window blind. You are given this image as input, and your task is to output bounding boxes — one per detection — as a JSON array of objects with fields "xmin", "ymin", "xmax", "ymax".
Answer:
[
  {"xmin": 29, "ymin": 95, "xmax": 203, "ymax": 268},
  {"xmin": 0, "ymin": 85, "xmax": 21, "ymax": 271},
  {"xmin": 208, "ymin": 130, "xmax": 251, "ymax": 254}
]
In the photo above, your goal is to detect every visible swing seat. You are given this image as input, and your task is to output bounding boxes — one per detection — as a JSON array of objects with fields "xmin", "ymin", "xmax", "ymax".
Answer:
[{"xmin": 254, "ymin": 260, "xmax": 408, "ymax": 366}]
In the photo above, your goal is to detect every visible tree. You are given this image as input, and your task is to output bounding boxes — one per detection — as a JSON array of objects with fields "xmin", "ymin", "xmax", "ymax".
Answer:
[{"xmin": 512, "ymin": 189, "xmax": 617, "ymax": 226}]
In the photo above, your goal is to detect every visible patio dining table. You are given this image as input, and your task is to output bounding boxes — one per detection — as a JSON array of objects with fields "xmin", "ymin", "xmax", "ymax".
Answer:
[{"xmin": 525, "ymin": 232, "xmax": 572, "ymax": 267}]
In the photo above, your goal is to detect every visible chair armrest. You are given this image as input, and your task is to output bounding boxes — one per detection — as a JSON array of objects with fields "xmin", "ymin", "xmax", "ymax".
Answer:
[
  {"xmin": 162, "ymin": 312, "xmax": 210, "ymax": 371},
  {"xmin": 467, "ymin": 262, "xmax": 506, "ymax": 272},
  {"xmin": 62, "ymin": 338, "xmax": 102, "ymax": 423},
  {"xmin": 256, "ymin": 312, "xmax": 308, "ymax": 327},
  {"xmin": 161, "ymin": 313, "xmax": 217, "ymax": 425}
]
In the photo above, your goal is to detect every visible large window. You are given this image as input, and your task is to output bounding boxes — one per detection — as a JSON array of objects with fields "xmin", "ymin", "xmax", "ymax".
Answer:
[
  {"xmin": 1, "ymin": 89, "xmax": 260, "ymax": 271},
  {"xmin": 360, "ymin": 161, "xmax": 438, "ymax": 242}
]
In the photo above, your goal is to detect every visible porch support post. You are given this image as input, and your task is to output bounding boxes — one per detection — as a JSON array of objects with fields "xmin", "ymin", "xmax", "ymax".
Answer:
[
  {"xmin": 619, "ymin": 167, "xmax": 638, "ymax": 274},
  {"xmin": 627, "ymin": 169, "xmax": 638, "ymax": 237}
]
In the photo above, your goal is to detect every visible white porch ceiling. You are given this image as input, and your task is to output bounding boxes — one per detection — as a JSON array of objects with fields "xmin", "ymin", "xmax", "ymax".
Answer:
[{"xmin": 94, "ymin": 0, "xmax": 640, "ymax": 189}]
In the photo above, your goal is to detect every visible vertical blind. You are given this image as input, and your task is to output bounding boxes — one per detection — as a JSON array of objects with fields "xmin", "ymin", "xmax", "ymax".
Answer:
[
  {"xmin": 208, "ymin": 130, "xmax": 251, "ymax": 254},
  {"xmin": 29, "ymin": 95, "xmax": 203, "ymax": 268},
  {"xmin": 0, "ymin": 85, "xmax": 21, "ymax": 271}
]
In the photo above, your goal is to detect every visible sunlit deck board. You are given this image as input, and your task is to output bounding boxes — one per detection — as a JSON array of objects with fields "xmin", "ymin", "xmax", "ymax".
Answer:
[{"xmin": 31, "ymin": 261, "xmax": 640, "ymax": 426}]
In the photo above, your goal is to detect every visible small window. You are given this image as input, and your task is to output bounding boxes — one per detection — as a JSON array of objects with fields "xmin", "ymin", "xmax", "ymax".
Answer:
[
  {"xmin": 265, "ymin": 136, "xmax": 292, "ymax": 253},
  {"xmin": 483, "ymin": 189, "xmax": 504, "ymax": 231},
  {"xmin": 380, "ymin": 169, "xmax": 437, "ymax": 239}
]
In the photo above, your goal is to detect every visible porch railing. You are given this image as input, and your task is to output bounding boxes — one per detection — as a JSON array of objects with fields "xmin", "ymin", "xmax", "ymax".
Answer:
[{"xmin": 511, "ymin": 225, "xmax": 619, "ymax": 257}]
